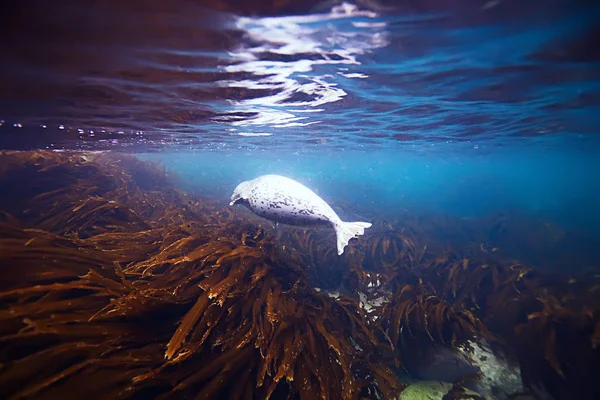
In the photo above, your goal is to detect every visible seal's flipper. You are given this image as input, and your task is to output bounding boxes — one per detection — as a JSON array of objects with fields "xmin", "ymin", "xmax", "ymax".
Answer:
[{"xmin": 333, "ymin": 221, "xmax": 372, "ymax": 255}]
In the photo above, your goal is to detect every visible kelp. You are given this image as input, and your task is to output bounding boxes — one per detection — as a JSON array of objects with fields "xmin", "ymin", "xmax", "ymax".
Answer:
[
  {"xmin": 383, "ymin": 284, "xmax": 494, "ymax": 349},
  {"xmin": 0, "ymin": 150, "xmax": 400, "ymax": 400},
  {"xmin": 276, "ymin": 197, "xmax": 600, "ymax": 398},
  {"xmin": 0, "ymin": 226, "xmax": 399, "ymax": 400},
  {"xmin": 512, "ymin": 278, "xmax": 600, "ymax": 399},
  {"xmin": 0, "ymin": 150, "xmax": 599, "ymax": 400}
]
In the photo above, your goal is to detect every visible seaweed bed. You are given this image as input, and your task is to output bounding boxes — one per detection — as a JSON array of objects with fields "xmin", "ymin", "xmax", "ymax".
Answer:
[{"xmin": 0, "ymin": 150, "xmax": 598, "ymax": 400}]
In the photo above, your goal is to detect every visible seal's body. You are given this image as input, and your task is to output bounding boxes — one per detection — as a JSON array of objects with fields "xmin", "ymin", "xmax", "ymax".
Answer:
[{"xmin": 230, "ymin": 174, "xmax": 371, "ymax": 255}]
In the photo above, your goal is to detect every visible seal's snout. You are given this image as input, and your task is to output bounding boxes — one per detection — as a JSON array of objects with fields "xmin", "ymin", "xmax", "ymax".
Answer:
[
  {"xmin": 230, "ymin": 189, "xmax": 244, "ymax": 206},
  {"xmin": 230, "ymin": 195, "xmax": 249, "ymax": 206},
  {"xmin": 230, "ymin": 180, "xmax": 251, "ymax": 206}
]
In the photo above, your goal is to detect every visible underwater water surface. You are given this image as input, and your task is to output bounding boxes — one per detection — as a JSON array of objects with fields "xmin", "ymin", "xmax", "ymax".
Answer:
[{"xmin": 1, "ymin": 0, "xmax": 600, "ymax": 399}]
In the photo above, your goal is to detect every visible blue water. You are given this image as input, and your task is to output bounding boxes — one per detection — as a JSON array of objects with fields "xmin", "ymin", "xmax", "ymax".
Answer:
[{"xmin": 140, "ymin": 147, "xmax": 599, "ymax": 234}]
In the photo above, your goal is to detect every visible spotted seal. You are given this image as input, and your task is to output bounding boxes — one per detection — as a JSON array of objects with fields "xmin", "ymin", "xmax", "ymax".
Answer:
[{"xmin": 230, "ymin": 174, "xmax": 372, "ymax": 255}]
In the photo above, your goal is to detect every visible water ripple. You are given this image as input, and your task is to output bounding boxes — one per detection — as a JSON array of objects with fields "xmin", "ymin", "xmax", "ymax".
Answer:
[
  {"xmin": 217, "ymin": 2, "xmax": 389, "ymax": 130},
  {"xmin": 0, "ymin": 0, "xmax": 598, "ymax": 151}
]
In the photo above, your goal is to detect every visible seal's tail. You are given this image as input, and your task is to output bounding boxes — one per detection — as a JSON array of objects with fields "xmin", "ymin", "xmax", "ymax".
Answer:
[{"xmin": 334, "ymin": 220, "xmax": 372, "ymax": 255}]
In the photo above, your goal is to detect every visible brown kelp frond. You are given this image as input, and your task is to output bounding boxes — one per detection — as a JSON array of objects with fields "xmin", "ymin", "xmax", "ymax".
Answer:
[
  {"xmin": 0, "ymin": 257, "xmax": 131, "ymax": 340},
  {"xmin": 383, "ymin": 285, "xmax": 495, "ymax": 351},
  {"xmin": 0, "ymin": 209, "xmax": 21, "ymax": 226},
  {"xmin": 287, "ymin": 228, "xmax": 338, "ymax": 264},
  {"xmin": 0, "ymin": 231, "xmax": 163, "ymax": 400},
  {"xmin": 70, "ymin": 196, "xmax": 151, "ymax": 233},
  {"xmin": 439, "ymin": 258, "xmax": 531, "ymax": 308},
  {"xmin": 513, "ymin": 290, "xmax": 600, "ymax": 398},
  {"xmin": 0, "ymin": 222, "xmax": 121, "ymax": 291},
  {"xmin": 82, "ymin": 229, "xmax": 168, "ymax": 264},
  {"xmin": 362, "ymin": 228, "xmax": 419, "ymax": 270},
  {"xmin": 276, "ymin": 227, "xmax": 347, "ymax": 291},
  {"xmin": 0, "ymin": 150, "xmax": 197, "ymax": 236},
  {"xmin": 140, "ymin": 278, "xmax": 400, "ymax": 400}
]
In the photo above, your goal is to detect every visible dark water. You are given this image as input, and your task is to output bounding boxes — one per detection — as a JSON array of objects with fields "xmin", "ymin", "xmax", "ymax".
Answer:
[{"xmin": 1, "ymin": 1, "xmax": 600, "ymax": 399}]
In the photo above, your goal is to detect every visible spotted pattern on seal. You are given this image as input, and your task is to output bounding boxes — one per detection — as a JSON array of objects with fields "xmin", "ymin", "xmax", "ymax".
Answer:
[{"xmin": 239, "ymin": 176, "xmax": 335, "ymax": 227}]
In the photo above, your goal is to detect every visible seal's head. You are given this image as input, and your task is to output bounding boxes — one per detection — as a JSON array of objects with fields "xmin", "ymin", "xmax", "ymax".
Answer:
[{"xmin": 230, "ymin": 180, "xmax": 252, "ymax": 206}]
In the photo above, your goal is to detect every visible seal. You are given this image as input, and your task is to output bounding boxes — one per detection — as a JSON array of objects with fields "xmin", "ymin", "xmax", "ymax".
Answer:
[{"xmin": 230, "ymin": 174, "xmax": 372, "ymax": 255}]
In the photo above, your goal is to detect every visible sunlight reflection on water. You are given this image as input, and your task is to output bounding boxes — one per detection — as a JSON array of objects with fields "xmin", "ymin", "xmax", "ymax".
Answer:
[{"xmin": 217, "ymin": 2, "xmax": 389, "ymax": 131}]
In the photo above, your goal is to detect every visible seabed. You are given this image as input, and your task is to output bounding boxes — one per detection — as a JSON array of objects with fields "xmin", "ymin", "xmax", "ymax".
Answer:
[{"xmin": 0, "ymin": 151, "xmax": 598, "ymax": 400}]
